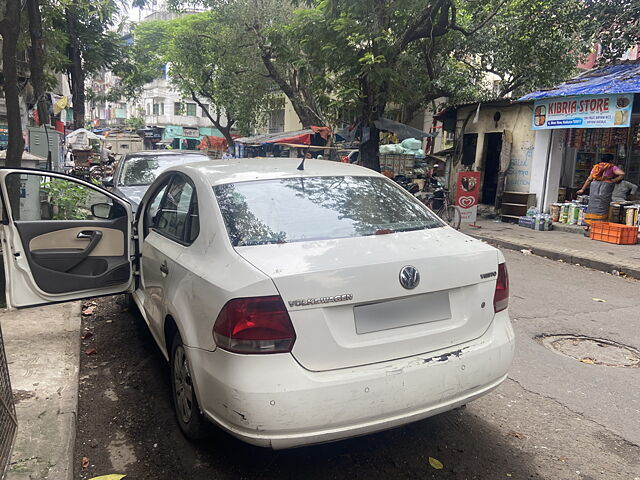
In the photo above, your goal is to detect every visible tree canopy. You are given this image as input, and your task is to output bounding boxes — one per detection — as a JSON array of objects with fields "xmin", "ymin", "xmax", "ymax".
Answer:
[
  {"xmin": 247, "ymin": 0, "xmax": 592, "ymax": 169},
  {"xmin": 584, "ymin": 0, "xmax": 640, "ymax": 63},
  {"xmin": 128, "ymin": 10, "xmax": 276, "ymax": 146},
  {"xmin": 40, "ymin": 0, "xmax": 129, "ymax": 128},
  {"xmin": 10, "ymin": 0, "xmax": 600, "ymax": 169}
]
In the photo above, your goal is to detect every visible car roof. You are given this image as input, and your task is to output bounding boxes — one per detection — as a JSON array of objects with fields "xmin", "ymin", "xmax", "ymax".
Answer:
[
  {"xmin": 123, "ymin": 150, "xmax": 208, "ymax": 158},
  {"xmin": 174, "ymin": 157, "xmax": 383, "ymax": 186}
]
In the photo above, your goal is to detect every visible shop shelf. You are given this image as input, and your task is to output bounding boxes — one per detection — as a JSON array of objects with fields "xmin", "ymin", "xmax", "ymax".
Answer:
[{"xmin": 590, "ymin": 222, "xmax": 638, "ymax": 245}]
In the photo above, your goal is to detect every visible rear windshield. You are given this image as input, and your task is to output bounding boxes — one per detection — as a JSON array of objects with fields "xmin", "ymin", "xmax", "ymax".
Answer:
[
  {"xmin": 214, "ymin": 176, "xmax": 442, "ymax": 246},
  {"xmin": 119, "ymin": 155, "xmax": 206, "ymax": 186}
]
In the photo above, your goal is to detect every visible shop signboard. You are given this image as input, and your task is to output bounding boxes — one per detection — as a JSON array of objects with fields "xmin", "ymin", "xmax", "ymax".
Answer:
[
  {"xmin": 532, "ymin": 93, "xmax": 634, "ymax": 130},
  {"xmin": 455, "ymin": 171, "xmax": 481, "ymax": 224},
  {"xmin": 182, "ymin": 127, "xmax": 199, "ymax": 137}
]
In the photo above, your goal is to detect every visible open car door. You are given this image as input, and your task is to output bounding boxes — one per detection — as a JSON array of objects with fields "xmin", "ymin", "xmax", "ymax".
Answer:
[{"xmin": 0, "ymin": 169, "xmax": 134, "ymax": 309}]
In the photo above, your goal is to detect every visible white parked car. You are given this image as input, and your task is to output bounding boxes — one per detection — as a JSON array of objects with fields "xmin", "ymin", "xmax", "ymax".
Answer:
[{"xmin": 0, "ymin": 159, "xmax": 514, "ymax": 449}]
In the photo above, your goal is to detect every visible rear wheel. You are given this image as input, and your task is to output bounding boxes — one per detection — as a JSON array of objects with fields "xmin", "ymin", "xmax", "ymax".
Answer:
[
  {"xmin": 170, "ymin": 332, "xmax": 209, "ymax": 440},
  {"xmin": 442, "ymin": 205, "xmax": 462, "ymax": 230}
]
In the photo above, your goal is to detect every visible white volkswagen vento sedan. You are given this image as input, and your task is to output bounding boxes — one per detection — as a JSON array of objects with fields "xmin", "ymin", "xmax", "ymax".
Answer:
[{"xmin": 0, "ymin": 159, "xmax": 514, "ymax": 448}]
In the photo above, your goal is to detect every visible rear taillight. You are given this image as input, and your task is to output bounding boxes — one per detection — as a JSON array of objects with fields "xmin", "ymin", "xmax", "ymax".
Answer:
[
  {"xmin": 493, "ymin": 262, "xmax": 509, "ymax": 313},
  {"xmin": 213, "ymin": 296, "xmax": 296, "ymax": 354}
]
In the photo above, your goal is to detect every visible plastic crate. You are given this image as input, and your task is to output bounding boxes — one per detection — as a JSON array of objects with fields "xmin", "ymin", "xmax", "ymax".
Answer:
[{"xmin": 590, "ymin": 222, "xmax": 638, "ymax": 245}]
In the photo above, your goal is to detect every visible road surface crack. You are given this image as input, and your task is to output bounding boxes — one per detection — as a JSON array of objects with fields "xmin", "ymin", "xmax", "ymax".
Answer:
[{"xmin": 506, "ymin": 376, "xmax": 640, "ymax": 449}]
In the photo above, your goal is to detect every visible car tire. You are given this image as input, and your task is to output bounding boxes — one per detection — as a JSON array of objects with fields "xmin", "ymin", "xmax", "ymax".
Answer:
[{"xmin": 170, "ymin": 332, "xmax": 209, "ymax": 440}]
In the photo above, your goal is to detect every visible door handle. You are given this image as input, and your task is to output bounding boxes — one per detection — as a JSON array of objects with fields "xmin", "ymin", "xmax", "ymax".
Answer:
[
  {"xmin": 160, "ymin": 261, "xmax": 169, "ymax": 275},
  {"xmin": 76, "ymin": 230, "xmax": 103, "ymax": 258}
]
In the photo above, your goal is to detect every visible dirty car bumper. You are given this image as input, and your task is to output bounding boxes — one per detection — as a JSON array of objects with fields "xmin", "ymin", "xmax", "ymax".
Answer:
[{"xmin": 186, "ymin": 310, "xmax": 515, "ymax": 449}]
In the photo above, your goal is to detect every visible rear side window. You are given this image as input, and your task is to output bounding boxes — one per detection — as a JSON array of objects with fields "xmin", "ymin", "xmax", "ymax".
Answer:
[
  {"xmin": 214, "ymin": 176, "xmax": 442, "ymax": 246},
  {"xmin": 153, "ymin": 175, "xmax": 199, "ymax": 245}
]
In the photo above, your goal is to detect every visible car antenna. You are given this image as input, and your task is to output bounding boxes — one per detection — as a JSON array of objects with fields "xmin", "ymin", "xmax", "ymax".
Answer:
[{"xmin": 297, "ymin": 148, "xmax": 311, "ymax": 171}]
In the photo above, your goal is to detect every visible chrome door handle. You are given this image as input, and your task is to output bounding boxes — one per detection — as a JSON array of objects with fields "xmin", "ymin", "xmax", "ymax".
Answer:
[
  {"xmin": 77, "ymin": 231, "xmax": 95, "ymax": 239},
  {"xmin": 160, "ymin": 261, "xmax": 169, "ymax": 275}
]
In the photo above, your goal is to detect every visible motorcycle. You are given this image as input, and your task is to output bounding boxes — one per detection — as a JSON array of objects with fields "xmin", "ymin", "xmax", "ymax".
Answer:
[{"xmin": 392, "ymin": 175, "xmax": 421, "ymax": 194}]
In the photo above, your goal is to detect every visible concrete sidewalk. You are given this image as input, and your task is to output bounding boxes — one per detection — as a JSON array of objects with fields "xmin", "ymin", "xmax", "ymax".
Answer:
[
  {"xmin": 462, "ymin": 219, "xmax": 640, "ymax": 279},
  {"xmin": 2, "ymin": 302, "xmax": 81, "ymax": 480}
]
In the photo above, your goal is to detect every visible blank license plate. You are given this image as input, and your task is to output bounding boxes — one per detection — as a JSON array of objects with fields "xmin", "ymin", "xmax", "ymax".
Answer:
[{"xmin": 354, "ymin": 291, "xmax": 451, "ymax": 334}]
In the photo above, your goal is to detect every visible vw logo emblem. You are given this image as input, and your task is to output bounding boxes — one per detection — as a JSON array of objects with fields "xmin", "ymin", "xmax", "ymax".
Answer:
[{"xmin": 399, "ymin": 265, "xmax": 420, "ymax": 290}]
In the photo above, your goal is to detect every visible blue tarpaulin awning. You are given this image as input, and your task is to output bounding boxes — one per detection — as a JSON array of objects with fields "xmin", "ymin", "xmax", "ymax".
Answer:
[{"xmin": 520, "ymin": 62, "xmax": 640, "ymax": 100}]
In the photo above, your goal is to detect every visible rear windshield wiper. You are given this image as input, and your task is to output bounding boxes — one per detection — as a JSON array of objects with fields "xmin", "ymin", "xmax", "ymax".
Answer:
[
  {"xmin": 239, "ymin": 238, "xmax": 288, "ymax": 246},
  {"xmin": 394, "ymin": 225, "xmax": 430, "ymax": 232}
]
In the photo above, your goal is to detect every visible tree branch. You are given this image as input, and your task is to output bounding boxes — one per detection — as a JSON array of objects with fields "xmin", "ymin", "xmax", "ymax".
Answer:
[
  {"xmin": 395, "ymin": 0, "xmax": 451, "ymax": 52},
  {"xmin": 450, "ymin": 0, "xmax": 509, "ymax": 36},
  {"xmin": 498, "ymin": 77, "xmax": 526, "ymax": 97}
]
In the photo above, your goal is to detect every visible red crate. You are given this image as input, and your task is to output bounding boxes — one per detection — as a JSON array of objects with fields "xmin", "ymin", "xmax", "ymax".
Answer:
[{"xmin": 590, "ymin": 222, "xmax": 638, "ymax": 245}]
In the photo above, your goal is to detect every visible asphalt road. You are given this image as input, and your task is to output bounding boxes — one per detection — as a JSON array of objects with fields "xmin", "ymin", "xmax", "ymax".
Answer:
[{"xmin": 73, "ymin": 250, "xmax": 640, "ymax": 479}]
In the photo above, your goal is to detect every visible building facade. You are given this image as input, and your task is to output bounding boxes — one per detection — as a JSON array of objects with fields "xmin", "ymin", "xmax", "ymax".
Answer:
[
  {"xmin": 440, "ymin": 101, "xmax": 536, "ymax": 213},
  {"xmin": 86, "ymin": 10, "xmax": 222, "ymax": 149}
]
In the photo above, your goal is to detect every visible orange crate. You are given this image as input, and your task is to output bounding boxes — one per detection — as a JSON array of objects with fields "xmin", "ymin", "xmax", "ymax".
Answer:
[{"xmin": 590, "ymin": 222, "xmax": 638, "ymax": 245}]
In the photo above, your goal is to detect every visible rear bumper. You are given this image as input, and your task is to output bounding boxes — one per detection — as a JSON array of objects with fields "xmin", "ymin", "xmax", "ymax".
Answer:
[{"xmin": 187, "ymin": 310, "xmax": 515, "ymax": 449}]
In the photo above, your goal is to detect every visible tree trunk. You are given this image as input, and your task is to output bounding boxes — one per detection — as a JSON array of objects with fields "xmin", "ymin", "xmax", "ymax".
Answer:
[
  {"xmin": 218, "ymin": 125, "xmax": 234, "ymax": 150},
  {"xmin": 251, "ymin": 30, "xmax": 323, "ymax": 127},
  {"xmin": 359, "ymin": 123, "xmax": 381, "ymax": 172},
  {"xmin": 67, "ymin": 11, "xmax": 85, "ymax": 130},
  {"xmin": 286, "ymin": 92, "xmax": 322, "ymax": 128},
  {"xmin": 190, "ymin": 92, "xmax": 235, "ymax": 150},
  {"xmin": 27, "ymin": 0, "xmax": 49, "ymax": 126},
  {"xmin": 0, "ymin": 0, "xmax": 25, "ymax": 168},
  {"xmin": 358, "ymin": 78, "xmax": 386, "ymax": 172},
  {"xmin": 1, "ymin": 0, "xmax": 25, "ymax": 221}
]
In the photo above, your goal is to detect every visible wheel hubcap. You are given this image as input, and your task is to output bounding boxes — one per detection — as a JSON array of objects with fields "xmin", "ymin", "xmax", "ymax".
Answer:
[{"xmin": 173, "ymin": 345, "xmax": 194, "ymax": 423}]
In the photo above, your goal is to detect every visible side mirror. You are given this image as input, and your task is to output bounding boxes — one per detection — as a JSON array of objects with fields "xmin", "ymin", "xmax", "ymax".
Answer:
[
  {"xmin": 91, "ymin": 203, "xmax": 113, "ymax": 220},
  {"xmin": 101, "ymin": 177, "xmax": 114, "ymax": 188}
]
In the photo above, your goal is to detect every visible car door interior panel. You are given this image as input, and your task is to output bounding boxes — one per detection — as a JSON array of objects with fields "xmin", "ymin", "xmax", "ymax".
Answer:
[
  {"xmin": 28, "ymin": 226, "xmax": 124, "ymax": 256},
  {"xmin": 13, "ymin": 216, "xmax": 130, "ymax": 294}
]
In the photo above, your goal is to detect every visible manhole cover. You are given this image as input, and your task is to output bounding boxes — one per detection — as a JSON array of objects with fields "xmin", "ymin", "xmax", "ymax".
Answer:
[{"xmin": 538, "ymin": 335, "xmax": 640, "ymax": 367}]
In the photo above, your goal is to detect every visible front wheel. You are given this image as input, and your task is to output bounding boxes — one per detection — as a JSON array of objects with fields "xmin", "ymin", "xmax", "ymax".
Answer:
[
  {"xmin": 441, "ymin": 205, "xmax": 462, "ymax": 230},
  {"xmin": 170, "ymin": 333, "xmax": 209, "ymax": 440}
]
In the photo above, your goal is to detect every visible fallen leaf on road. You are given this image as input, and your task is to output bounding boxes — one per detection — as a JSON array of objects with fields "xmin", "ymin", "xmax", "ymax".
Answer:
[
  {"xmin": 85, "ymin": 348, "xmax": 97, "ymax": 356},
  {"xmin": 591, "ymin": 298, "xmax": 607, "ymax": 303},
  {"xmin": 87, "ymin": 475, "xmax": 126, "ymax": 480},
  {"xmin": 82, "ymin": 306, "xmax": 96, "ymax": 316},
  {"xmin": 428, "ymin": 457, "xmax": 443, "ymax": 469},
  {"xmin": 81, "ymin": 456, "xmax": 89, "ymax": 470},
  {"xmin": 82, "ymin": 332, "xmax": 93, "ymax": 340},
  {"xmin": 507, "ymin": 431, "xmax": 525, "ymax": 439},
  {"xmin": 580, "ymin": 358, "xmax": 595, "ymax": 365}
]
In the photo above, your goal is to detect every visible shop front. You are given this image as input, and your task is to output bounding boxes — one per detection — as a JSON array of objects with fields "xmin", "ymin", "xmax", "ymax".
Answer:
[
  {"xmin": 161, "ymin": 126, "xmax": 223, "ymax": 150},
  {"xmin": 521, "ymin": 62, "xmax": 640, "ymax": 241},
  {"xmin": 529, "ymin": 93, "xmax": 639, "ymax": 200}
]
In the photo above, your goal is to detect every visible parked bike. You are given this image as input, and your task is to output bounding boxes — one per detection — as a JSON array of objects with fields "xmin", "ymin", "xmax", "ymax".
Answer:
[
  {"xmin": 392, "ymin": 175, "xmax": 421, "ymax": 195},
  {"xmin": 416, "ymin": 181, "xmax": 462, "ymax": 230}
]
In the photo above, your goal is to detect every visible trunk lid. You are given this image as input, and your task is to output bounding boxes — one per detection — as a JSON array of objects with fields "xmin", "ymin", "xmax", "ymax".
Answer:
[{"xmin": 236, "ymin": 227, "xmax": 499, "ymax": 372}]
